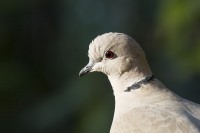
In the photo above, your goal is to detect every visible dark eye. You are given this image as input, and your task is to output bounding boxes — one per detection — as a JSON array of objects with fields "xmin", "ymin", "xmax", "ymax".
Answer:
[{"xmin": 105, "ymin": 51, "xmax": 115, "ymax": 59}]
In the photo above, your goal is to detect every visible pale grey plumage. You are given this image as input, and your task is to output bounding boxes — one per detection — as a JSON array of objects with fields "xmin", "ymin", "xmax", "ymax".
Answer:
[{"xmin": 80, "ymin": 32, "xmax": 200, "ymax": 133}]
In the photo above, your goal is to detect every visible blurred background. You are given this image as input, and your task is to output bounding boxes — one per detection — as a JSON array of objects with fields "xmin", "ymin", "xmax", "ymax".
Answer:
[{"xmin": 0, "ymin": 0, "xmax": 200, "ymax": 133}]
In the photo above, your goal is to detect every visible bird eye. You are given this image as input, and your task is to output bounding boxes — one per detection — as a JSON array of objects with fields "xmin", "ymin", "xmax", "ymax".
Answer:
[{"xmin": 105, "ymin": 51, "xmax": 115, "ymax": 59}]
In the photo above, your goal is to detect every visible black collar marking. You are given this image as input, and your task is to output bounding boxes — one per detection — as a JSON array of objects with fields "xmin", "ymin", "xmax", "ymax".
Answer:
[{"xmin": 124, "ymin": 75, "xmax": 155, "ymax": 92}]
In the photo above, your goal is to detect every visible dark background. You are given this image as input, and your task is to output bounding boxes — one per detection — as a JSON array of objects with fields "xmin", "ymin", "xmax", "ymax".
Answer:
[{"xmin": 0, "ymin": 0, "xmax": 200, "ymax": 133}]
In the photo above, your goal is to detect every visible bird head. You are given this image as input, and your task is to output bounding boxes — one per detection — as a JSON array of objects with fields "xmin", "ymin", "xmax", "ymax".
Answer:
[{"xmin": 79, "ymin": 32, "xmax": 150, "ymax": 78}]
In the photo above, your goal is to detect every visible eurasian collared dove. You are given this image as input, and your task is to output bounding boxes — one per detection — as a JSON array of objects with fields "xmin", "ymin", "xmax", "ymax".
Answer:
[{"xmin": 79, "ymin": 32, "xmax": 200, "ymax": 133}]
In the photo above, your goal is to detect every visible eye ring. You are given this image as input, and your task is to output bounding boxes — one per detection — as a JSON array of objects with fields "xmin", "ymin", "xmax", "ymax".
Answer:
[{"xmin": 105, "ymin": 51, "xmax": 115, "ymax": 59}]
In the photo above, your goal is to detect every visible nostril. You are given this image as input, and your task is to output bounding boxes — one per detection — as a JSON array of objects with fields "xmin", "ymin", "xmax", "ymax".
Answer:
[{"xmin": 86, "ymin": 66, "xmax": 91, "ymax": 69}]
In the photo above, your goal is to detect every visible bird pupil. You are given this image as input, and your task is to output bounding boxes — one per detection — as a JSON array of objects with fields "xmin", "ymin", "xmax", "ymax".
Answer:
[{"xmin": 106, "ymin": 51, "xmax": 114, "ymax": 59}]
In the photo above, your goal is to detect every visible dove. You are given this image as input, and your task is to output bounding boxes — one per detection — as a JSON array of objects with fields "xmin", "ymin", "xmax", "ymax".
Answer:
[{"xmin": 79, "ymin": 32, "xmax": 200, "ymax": 133}]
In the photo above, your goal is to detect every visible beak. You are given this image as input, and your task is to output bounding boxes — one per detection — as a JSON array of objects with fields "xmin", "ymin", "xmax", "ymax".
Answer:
[{"xmin": 79, "ymin": 61, "xmax": 95, "ymax": 77}]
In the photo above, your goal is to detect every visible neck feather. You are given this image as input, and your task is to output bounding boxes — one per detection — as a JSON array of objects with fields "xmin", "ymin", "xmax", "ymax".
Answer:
[{"xmin": 108, "ymin": 67, "xmax": 152, "ymax": 94}]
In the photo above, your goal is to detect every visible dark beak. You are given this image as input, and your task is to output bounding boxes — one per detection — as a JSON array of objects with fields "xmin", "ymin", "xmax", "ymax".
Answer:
[{"xmin": 79, "ymin": 62, "xmax": 94, "ymax": 77}]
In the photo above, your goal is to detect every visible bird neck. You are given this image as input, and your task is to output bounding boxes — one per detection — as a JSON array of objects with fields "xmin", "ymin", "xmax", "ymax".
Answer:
[{"xmin": 108, "ymin": 67, "xmax": 152, "ymax": 95}]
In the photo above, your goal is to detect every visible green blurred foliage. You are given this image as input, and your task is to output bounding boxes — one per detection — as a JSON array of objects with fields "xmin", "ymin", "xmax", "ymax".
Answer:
[
  {"xmin": 0, "ymin": 0, "xmax": 199, "ymax": 133},
  {"xmin": 157, "ymin": 0, "xmax": 200, "ymax": 73}
]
